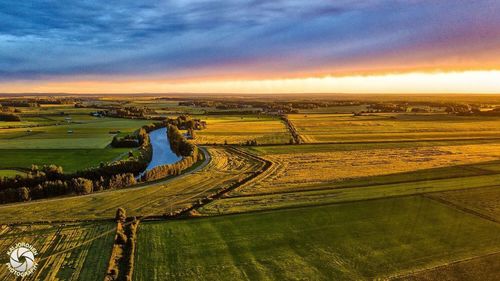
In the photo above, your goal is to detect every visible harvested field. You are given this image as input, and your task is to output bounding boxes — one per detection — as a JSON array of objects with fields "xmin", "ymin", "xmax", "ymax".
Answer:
[
  {"xmin": 235, "ymin": 143, "xmax": 500, "ymax": 195},
  {"xmin": 288, "ymin": 113, "xmax": 500, "ymax": 143},
  {"xmin": 195, "ymin": 115, "xmax": 290, "ymax": 145},
  {"xmin": 0, "ymin": 222, "xmax": 114, "ymax": 280},
  {"xmin": 201, "ymin": 173, "xmax": 500, "ymax": 215}
]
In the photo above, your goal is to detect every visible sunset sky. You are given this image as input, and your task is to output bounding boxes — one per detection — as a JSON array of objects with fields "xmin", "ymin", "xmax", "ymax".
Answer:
[{"xmin": 1, "ymin": 0, "xmax": 500, "ymax": 94}]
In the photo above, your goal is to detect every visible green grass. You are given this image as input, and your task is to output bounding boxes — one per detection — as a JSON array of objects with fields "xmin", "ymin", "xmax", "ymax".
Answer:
[
  {"xmin": 135, "ymin": 196, "xmax": 500, "ymax": 280},
  {"xmin": 0, "ymin": 148, "xmax": 130, "ymax": 173},
  {"xmin": 0, "ymin": 117, "xmax": 149, "ymax": 149}
]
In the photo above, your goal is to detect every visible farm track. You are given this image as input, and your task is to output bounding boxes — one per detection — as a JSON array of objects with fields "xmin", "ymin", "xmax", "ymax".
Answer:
[{"xmin": 280, "ymin": 114, "xmax": 303, "ymax": 144}]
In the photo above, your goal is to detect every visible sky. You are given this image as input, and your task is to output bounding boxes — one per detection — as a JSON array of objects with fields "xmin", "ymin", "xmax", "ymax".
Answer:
[{"xmin": 1, "ymin": 0, "xmax": 500, "ymax": 94}]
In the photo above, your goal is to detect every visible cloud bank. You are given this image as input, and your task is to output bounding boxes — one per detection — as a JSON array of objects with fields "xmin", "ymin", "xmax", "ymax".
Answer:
[{"xmin": 1, "ymin": 0, "xmax": 499, "ymax": 82}]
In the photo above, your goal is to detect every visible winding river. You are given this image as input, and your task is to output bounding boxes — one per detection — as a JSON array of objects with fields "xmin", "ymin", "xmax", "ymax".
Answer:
[{"xmin": 145, "ymin": 127, "xmax": 182, "ymax": 172}]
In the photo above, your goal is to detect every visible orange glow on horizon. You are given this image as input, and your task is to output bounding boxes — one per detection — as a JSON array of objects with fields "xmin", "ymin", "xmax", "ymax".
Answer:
[{"xmin": 1, "ymin": 70, "xmax": 500, "ymax": 94}]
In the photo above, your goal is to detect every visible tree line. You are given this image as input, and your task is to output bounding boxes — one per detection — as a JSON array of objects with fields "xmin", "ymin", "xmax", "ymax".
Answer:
[
  {"xmin": 105, "ymin": 208, "xmax": 139, "ymax": 281},
  {"xmin": 0, "ymin": 122, "xmax": 160, "ymax": 204}
]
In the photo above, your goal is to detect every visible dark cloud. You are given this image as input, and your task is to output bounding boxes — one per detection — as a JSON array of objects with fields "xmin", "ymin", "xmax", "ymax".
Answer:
[{"xmin": 0, "ymin": 0, "xmax": 499, "ymax": 80}]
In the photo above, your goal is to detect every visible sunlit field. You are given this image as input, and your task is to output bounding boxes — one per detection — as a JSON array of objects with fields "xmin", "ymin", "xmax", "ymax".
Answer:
[
  {"xmin": 288, "ymin": 114, "xmax": 500, "ymax": 143},
  {"xmin": 136, "ymin": 196, "xmax": 500, "ymax": 280},
  {"xmin": 0, "ymin": 95, "xmax": 499, "ymax": 281},
  {"xmin": 236, "ymin": 143, "xmax": 500, "ymax": 194},
  {"xmin": 195, "ymin": 115, "xmax": 291, "ymax": 145}
]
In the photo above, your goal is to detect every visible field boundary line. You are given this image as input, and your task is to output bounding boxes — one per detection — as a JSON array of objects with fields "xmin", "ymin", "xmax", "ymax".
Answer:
[
  {"xmin": 422, "ymin": 193, "xmax": 499, "ymax": 224},
  {"xmin": 387, "ymin": 250, "xmax": 500, "ymax": 280}
]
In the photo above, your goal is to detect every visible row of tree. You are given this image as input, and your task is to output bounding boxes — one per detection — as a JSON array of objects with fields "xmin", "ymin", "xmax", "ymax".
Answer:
[
  {"xmin": 0, "ymin": 173, "xmax": 138, "ymax": 204},
  {"xmin": 105, "ymin": 208, "xmax": 139, "ymax": 281}
]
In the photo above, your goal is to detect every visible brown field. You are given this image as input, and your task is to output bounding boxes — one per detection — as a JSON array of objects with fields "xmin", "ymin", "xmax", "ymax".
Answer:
[{"xmin": 234, "ymin": 143, "xmax": 500, "ymax": 195}]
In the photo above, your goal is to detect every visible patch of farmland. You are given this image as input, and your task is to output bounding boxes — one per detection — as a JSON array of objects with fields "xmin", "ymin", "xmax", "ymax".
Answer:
[
  {"xmin": 195, "ymin": 115, "xmax": 291, "ymax": 145},
  {"xmin": 0, "ymin": 147, "xmax": 265, "ymax": 223},
  {"xmin": 0, "ymin": 222, "xmax": 113, "ymax": 280},
  {"xmin": 201, "ymin": 173, "xmax": 500, "ymax": 215},
  {"xmin": 428, "ymin": 186, "xmax": 500, "ymax": 221},
  {"xmin": 135, "ymin": 196, "xmax": 500, "ymax": 281},
  {"xmin": 235, "ymin": 143, "xmax": 500, "ymax": 195},
  {"xmin": 0, "ymin": 117, "xmax": 149, "ymax": 149},
  {"xmin": 0, "ymin": 148, "xmax": 131, "ymax": 173},
  {"xmin": 288, "ymin": 113, "xmax": 500, "ymax": 143}
]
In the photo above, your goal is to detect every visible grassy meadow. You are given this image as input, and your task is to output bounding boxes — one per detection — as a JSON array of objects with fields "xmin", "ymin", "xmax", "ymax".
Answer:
[{"xmin": 135, "ymin": 196, "xmax": 500, "ymax": 280}]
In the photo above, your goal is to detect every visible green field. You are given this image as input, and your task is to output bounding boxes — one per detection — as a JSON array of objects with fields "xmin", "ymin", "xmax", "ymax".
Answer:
[
  {"xmin": 135, "ymin": 196, "xmax": 500, "ymax": 280},
  {"xmin": 0, "ymin": 222, "xmax": 113, "ymax": 280},
  {"xmin": 0, "ymin": 148, "xmax": 130, "ymax": 173},
  {"xmin": 0, "ymin": 117, "xmax": 149, "ymax": 149},
  {"xmin": 0, "ymin": 116, "xmax": 149, "ymax": 172}
]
